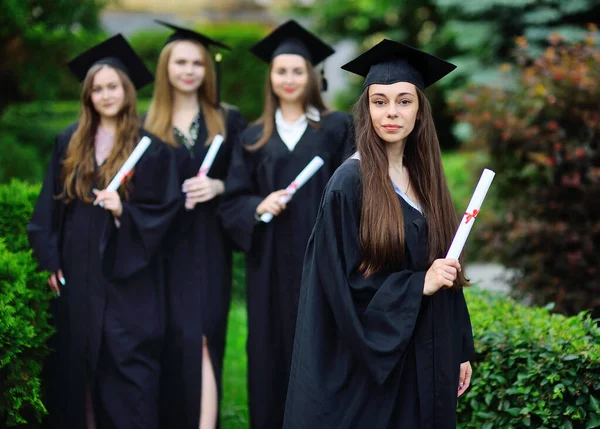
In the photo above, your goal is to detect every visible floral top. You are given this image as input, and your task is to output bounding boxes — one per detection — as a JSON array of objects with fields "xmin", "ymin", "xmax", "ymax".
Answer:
[{"xmin": 173, "ymin": 112, "xmax": 201, "ymax": 151}]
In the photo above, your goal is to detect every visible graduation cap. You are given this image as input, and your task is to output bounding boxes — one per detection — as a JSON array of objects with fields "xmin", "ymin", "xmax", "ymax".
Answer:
[
  {"xmin": 155, "ymin": 19, "xmax": 231, "ymax": 50},
  {"xmin": 250, "ymin": 20, "xmax": 335, "ymax": 91},
  {"xmin": 341, "ymin": 39, "xmax": 456, "ymax": 90},
  {"xmin": 68, "ymin": 34, "xmax": 153, "ymax": 90},
  {"xmin": 155, "ymin": 19, "xmax": 231, "ymax": 105}
]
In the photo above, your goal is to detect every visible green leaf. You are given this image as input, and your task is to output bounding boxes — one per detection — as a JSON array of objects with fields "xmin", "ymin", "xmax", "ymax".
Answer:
[{"xmin": 590, "ymin": 396, "xmax": 600, "ymax": 413}]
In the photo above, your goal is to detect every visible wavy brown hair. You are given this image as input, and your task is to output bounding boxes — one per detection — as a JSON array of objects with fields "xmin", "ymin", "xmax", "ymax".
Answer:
[
  {"xmin": 354, "ymin": 87, "xmax": 468, "ymax": 287},
  {"xmin": 248, "ymin": 59, "xmax": 328, "ymax": 151},
  {"xmin": 61, "ymin": 64, "xmax": 140, "ymax": 203},
  {"xmin": 145, "ymin": 40, "xmax": 225, "ymax": 146}
]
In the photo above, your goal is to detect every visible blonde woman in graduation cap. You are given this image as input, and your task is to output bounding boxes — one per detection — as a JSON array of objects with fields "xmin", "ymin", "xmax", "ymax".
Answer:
[
  {"xmin": 283, "ymin": 40, "xmax": 474, "ymax": 429},
  {"xmin": 220, "ymin": 20, "xmax": 354, "ymax": 429},
  {"xmin": 28, "ymin": 34, "xmax": 180, "ymax": 429},
  {"xmin": 144, "ymin": 20, "xmax": 247, "ymax": 429}
]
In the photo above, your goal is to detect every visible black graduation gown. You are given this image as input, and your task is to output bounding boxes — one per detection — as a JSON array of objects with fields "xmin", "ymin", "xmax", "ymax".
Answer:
[
  {"xmin": 283, "ymin": 160, "xmax": 475, "ymax": 429},
  {"xmin": 220, "ymin": 111, "xmax": 354, "ymax": 429},
  {"xmin": 158, "ymin": 106, "xmax": 246, "ymax": 429},
  {"xmin": 27, "ymin": 123, "xmax": 181, "ymax": 429}
]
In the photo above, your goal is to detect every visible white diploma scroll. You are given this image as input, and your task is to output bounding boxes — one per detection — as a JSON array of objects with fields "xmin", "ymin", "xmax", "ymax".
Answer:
[
  {"xmin": 197, "ymin": 134, "xmax": 224, "ymax": 177},
  {"xmin": 446, "ymin": 168, "xmax": 496, "ymax": 260},
  {"xmin": 99, "ymin": 136, "xmax": 152, "ymax": 207},
  {"xmin": 260, "ymin": 156, "xmax": 325, "ymax": 223}
]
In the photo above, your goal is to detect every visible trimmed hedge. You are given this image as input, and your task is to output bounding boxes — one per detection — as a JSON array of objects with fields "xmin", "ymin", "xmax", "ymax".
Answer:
[
  {"xmin": 459, "ymin": 288, "xmax": 600, "ymax": 428},
  {"xmin": 0, "ymin": 181, "xmax": 54, "ymax": 427}
]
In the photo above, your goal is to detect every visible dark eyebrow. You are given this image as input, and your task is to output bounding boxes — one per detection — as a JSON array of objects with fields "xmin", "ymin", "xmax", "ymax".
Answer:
[{"xmin": 370, "ymin": 92, "xmax": 416, "ymax": 97}]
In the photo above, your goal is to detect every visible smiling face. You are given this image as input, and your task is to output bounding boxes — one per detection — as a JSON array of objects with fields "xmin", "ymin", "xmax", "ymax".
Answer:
[
  {"xmin": 368, "ymin": 81, "xmax": 419, "ymax": 145},
  {"xmin": 167, "ymin": 40, "xmax": 206, "ymax": 94},
  {"xmin": 270, "ymin": 54, "xmax": 309, "ymax": 104},
  {"xmin": 90, "ymin": 66, "xmax": 126, "ymax": 119}
]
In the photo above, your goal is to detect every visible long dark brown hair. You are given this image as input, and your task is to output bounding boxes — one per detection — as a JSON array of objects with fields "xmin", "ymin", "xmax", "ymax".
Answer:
[
  {"xmin": 248, "ymin": 59, "xmax": 328, "ymax": 151},
  {"xmin": 354, "ymin": 86, "xmax": 468, "ymax": 287},
  {"xmin": 61, "ymin": 64, "xmax": 140, "ymax": 203},
  {"xmin": 145, "ymin": 40, "xmax": 226, "ymax": 146}
]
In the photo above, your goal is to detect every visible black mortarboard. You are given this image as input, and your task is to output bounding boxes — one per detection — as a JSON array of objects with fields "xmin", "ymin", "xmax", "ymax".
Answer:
[
  {"xmin": 341, "ymin": 39, "xmax": 456, "ymax": 90},
  {"xmin": 154, "ymin": 20, "xmax": 231, "ymax": 50},
  {"xmin": 68, "ymin": 34, "xmax": 153, "ymax": 90},
  {"xmin": 250, "ymin": 20, "xmax": 334, "ymax": 66}
]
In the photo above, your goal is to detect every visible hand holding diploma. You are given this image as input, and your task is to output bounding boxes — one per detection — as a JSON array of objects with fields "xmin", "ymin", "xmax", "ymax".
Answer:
[
  {"xmin": 259, "ymin": 156, "xmax": 325, "ymax": 223},
  {"xmin": 98, "ymin": 136, "xmax": 152, "ymax": 208},
  {"xmin": 446, "ymin": 168, "xmax": 496, "ymax": 260},
  {"xmin": 182, "ymin": 134, "xmax": 225, "ymax": 210}
]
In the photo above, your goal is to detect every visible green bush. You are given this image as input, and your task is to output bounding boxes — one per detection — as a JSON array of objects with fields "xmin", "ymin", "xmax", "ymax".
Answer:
[
  {"xmin": 129, "ymin": 22, "xmax": 270, "ymax": 122},
  {"xmin": 459, "ymin": 288, "xmax": 600, "ymax": 428},
  {"xmin": 451, "ymin": 30, "xmax": 600, "ymax": 317},
  {"xmin": 0, "ymin": 181, "xmax": 54, "ymax": 427}
]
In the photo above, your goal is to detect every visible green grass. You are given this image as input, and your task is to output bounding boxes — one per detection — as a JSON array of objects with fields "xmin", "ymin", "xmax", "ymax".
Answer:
[{"xmin": 221, "ymin": 301, "xmax": 249, "ymax": 428}]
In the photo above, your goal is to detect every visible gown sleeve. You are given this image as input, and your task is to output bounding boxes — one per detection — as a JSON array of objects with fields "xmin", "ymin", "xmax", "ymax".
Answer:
[
  {"xmin": 460, "ymin": 289, "xmax": 475, "ymax": 362},
  {"xmin": 101, "ymin": 137, "xmax": 181, "ymax": 280},
  {"xmin": 219, "ymin": 134, "xmax": 263, "ymax": 253},
  {"xmin": 304, "ymin": 187, "xmax": 426, "ymax": 385},
  {"xmin": 27, "ymin": 131, "xmax": 70, "ymax": 273}
]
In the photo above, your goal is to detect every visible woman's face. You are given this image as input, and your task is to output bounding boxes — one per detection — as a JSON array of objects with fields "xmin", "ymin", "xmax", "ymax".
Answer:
[
  {"xmin": 270, "ymin": 54, "xmax": 309, "ymax": 104},
  {"xmin": 168, "ymin": 41, "xmax": 205, "ymax": 94},
  {"xmin": 90, "ymin": 66, "xmax": 126, "ymax": 119},
  {"xmin": 368, "ymin": 81, "xmax": 419, "ymax": 145}
]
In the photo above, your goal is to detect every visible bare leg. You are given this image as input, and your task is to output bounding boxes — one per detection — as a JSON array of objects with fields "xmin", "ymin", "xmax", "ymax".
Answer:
[
  {"xmin": 199, "ymin": 336, "xmax": 218, "ymax": 429},
  {"xmin": 86, "ymin": 382, "xmax": 96, "ymax": 429}
]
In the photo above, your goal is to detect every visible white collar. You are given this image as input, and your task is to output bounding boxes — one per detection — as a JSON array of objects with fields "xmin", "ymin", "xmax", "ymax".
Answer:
[{"xmin": 275, "ymin": 106, "xmax": 321, "ymax": 128}]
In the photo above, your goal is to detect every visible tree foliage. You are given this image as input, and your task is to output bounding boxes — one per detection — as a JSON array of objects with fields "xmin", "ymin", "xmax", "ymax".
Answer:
[{"xmin": 0, "ymin": 0, "xmax": 106, "ymax": 113}]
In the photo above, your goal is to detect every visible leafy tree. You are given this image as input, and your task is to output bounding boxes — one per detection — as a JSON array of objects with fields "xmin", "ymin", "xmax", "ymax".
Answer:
[
  {"xmin": 291, "ymin": 0, "xmax": 600, "ymax": 148},
  {"xmin": 0, "ymin": 0, "xmax": 106, "ymax": 113}
]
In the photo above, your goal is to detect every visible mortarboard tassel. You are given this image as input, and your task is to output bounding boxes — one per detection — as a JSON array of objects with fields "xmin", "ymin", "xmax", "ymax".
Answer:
[
  {"xmin": 215, "ymin": 52, "xmax": 222, "ymax": 106},
  {"xmin": 320, "ymin": 65, "xmax": 328, "ymax": 92}
]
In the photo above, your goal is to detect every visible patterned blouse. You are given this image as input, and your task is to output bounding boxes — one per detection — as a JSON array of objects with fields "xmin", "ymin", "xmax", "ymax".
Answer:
[{"xmin": 173, "ymin": 112, "xmax": 201, "ymax": 151}]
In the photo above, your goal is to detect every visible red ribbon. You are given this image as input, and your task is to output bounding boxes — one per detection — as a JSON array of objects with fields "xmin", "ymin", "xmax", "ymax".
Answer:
[
  {"xmin": 121, "ymin": 169, "xmax": 134, "ymax": 184},
  {"xmin": 464, "ymin": 209, "xmax": 479, "ymax": 224},
  {"xmin": 288, "ymin": 182, "xmax": 299, "ymax": 192},
  {"xmin": 197, "ymin": 167, "xmax": 209, "ymax": 177}
]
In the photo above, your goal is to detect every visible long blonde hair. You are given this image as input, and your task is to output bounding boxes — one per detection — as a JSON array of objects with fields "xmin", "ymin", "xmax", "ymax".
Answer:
[
  {"xmin": 248, "ymin": 59, "xmax": 327, "ymax": 151},
  {"xmin": 61, "ymin": 64, "xmax": 140, "ymax": 203},
  {"xmin": 145, "ymin": 39, "xmax": 225, "ymax": 146}
]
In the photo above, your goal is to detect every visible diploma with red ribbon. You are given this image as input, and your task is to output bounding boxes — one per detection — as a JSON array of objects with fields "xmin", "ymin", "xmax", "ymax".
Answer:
[
  {"xmin": 446, "ymin": 168, "xmax": 495, "ymax": 260},
  {"xmin": 260, "ymin": 156, "xmax": 325, "ymax": 223},
  {"xmin": 100, "ymin": 136, "xmax": 152, "ymax": 207},
  {"xmin": 197, "ymin": 134, "xmax": 224, "ymax": 177}
]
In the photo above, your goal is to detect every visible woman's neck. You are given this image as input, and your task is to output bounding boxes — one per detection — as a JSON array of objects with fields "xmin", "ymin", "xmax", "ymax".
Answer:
[
  {"xmin": 278, "ymin": 101, "xmax": 305, "ymax": 123},
  {"xmin": 173, "ymin": 90, "xmax": 200, "ymax": 114},
  {"xmin": 98, "ymin": 116, "xmax": 117, "ymax": 134},
  {"xmin": 386, "ymin": 138, "xmax": 407, "ymax": 169}
]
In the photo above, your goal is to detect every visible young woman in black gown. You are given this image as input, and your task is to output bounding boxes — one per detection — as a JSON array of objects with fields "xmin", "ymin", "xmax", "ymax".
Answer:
[
  {"xmin": 220, "ymin": 20, "xmax": 354, "ymax": 429},
  {"xmin": 144, "ymin": 21, "xmax": 246, "ymax": 429},
  {"xmin": 28, "ymin": 34, "xmax": 180, "ymax": 429},
  {"xmin": 284, "ymin": 40, "xmax": 474, "ymax": 429}
]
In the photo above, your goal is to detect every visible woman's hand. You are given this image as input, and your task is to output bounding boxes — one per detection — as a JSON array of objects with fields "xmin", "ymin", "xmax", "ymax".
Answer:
[
  {"xmin": 93, "ymin": 189, "xmax": 123, "ymax": 218},
  {"xmin": 256, "ymin": 190, "xmax": 290, "ymax": 217},
  {"xmin": 48, "ymin": 269, "xmax": 65, "ymax": 297},
  {"xmin": 423, "ymin": 258, "xmax": 461, "ymax": 295},
  {"xmin": 458, "ymin": 361, "xmax": 472, "ymax": 397},
  {"xmin": 182, "ymin": 176, "xmax": 225, "ymax": 210}
]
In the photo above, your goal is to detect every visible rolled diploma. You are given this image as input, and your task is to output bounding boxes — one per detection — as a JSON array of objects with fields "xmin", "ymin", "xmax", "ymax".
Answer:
[
  {"xmin": 197, "ymin": 134, "xmax": 224, "ymax": 177},
  {"xmin": 260, "ymin": 156, "xmax": 325, "ymax": 223},
  {"xmin": 99, "ymin": 136, "xmax": 152, "ymax": 207},
  {"xmin": 446, "ymin": 168, "xmax": 495, "ymax": 260}
]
